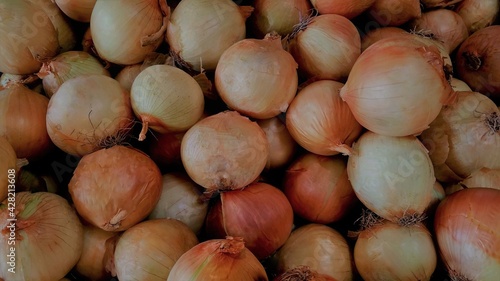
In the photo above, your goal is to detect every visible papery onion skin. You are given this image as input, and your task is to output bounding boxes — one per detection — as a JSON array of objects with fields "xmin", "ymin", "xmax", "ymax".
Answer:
[
  {"xmin": 257, "ymin": 117, "xmax": 298, "ymax": 170},
  {"xmin": 251, "ymin": 0, "xmax": 311, "ymax": 37},
  {"xmin": 361, "ymin": 27, "xmax": 411, "ymax": 52},
  {"xmin": 274, "ymin": 266, "xmax": 338, "ymax": 281},
  {"xmin": 115, "ymin": 64, "xmax": 142, "ymax": 92},
  {"xmin": 114, "ymin": 219, "xmax": 198, "ymax": 281},
  {"xmin": 167, "ymin": 237, "xmax": 269, "ymax": 281},
  {"xmin": 366, "ymin": 0, "xmax": 422, "ymax": 27},
  {"xmin": 0, "ymin": 137, "xmax": 17, "ymax": 201},
  {"xmin": 69, "ymin": 145, "xmax": 163, "ymax": 232},
  {"xmin": 421, "ymin": 0, "xmax": 463, "ymax": 9},
  {"xmin": 354, "ymin": 221, "xmax": 437, "ymax": 281},
  {"xmin": 0, "ymin": 192, "xmax": 83, "ymax": 281},
  {"xmin": 455, "ymin": 0, "xmax": 499, "ymax": 34},
  {"xmin": 434, "ymin": 188, "xmax": 500, "ymax": 280},
  {"xmin": 181, "ymin": 111, "xmax": 269, "ymax": 191},
  {"xmin": 450, "ymin": 77, "xmax": 472, "ymax": 92},
  {"xmin": 310, "ymin": 0, "xmax": 376, "ymax": 19},
  {"xmin": 446, "ymin": 168, "xmax": 500, "ymax": 194},
  {"xmin": 55, "ymin": 0, "xmax": 97, "ymax": 22}
]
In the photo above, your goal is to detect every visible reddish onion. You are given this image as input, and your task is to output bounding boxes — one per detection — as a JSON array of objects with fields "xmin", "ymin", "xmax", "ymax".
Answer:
[
  {"xmin": 310, "ymin": 0, "xmax": 376, "ymax": 19},
  {"xmin": 149, "ymin": 132, "xmax": 185, "ymax": 169},
  {"xmin": 366, "ymin": 0, "xmax": 421, "ymax": 27},
  {"xmin": 434, "ymin": 188, "xmax": 500, "ymax": 280},
  {"xmin": 250, "ymin": 0, "xmax": 312, "ymax": 37},
  {"xmin": 257, "ymin": 117, "xmax": 298, "ymax": 170},
  {"xmin": 455, "ymin": 0, "xmax": 499, "ymax": 34}
]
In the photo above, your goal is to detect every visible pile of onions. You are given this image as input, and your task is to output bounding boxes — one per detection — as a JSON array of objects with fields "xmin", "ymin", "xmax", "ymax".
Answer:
[
  {"xmin": 257, "ymin": 117, "xmax": 298, "ymax": 170},
  {"xmin": 114, "ymin": 219, "xmax": 199, "ymax": 281},
  {"xmin": 167, "ymin": 237, "xmax": 268, "ymax": 281},
  {"xmin": 354, "ymin": 221, "xmax": 437, "ymax": 281},
  {"xmin": 250, "ymin": 0, "xmax": 311, "ymax": 37},
  {"xmin": 115, "ymin": 64, "xmax": 142, "ymax": 92},
  {"xmin": 0, "ymin": 192, "xmax": 83, "ymax": 281},
  {"xmin": 456, "ymin": 26, "xmax": 500, "ymax": 101},
  {"xmin": 310, "ymin": 0, "xmax": 376, "ymax": 19},
  {"xmin": 90, "ymin": 0, "xmax": 169, "ymax": 65},
  {"xmin": 148, "ymin": 132, "xmax": 185, "ymax": 169},
  {"xmin": 286, "ymin": 14, "xmax": 361, "ymax": 81},
  {"xmin": 455, "ymin": 0, "xmax": 499, "ymax": 34},
  {"xmin": 69, "ymin": 145, "xmax": 163, "ymax": 231},
  {"xmin": 340, "ymin": 37, "xmax": 455, "ymax": 137},
  {"xmin": 37, "ymin": 51, "xmax": 110, "ymax": 97},
  {"xmin": 283, "ymin": 153, "xmax": 357, "ymax": 224},
  {"xmin": 434, "ymin": 188, "xmax": 500, "ymax": 280},
  {"xmin": 181, "ymin": 111, "xmax": 269, "ymax": 191},
  {"xmin": 419, "ymin": 91, "xmax": 500, "ymax": 182},
  {"xmin": 0, "ymin": 84, "xmax": 52, "ymax": 159},
  {"xmin": 148, "ymin": 173, "xmax": 209, "ymax": 234},
  {"xmin": 55, "ymin": 0, "xmax": 97, "ymax": 22},
  {"xmin": 347, "ymin": 131, "xmax": 435, "ymax": 223},
  {"xmin": 215, "ymin": 33, "xmax": 298, "ymax": 119},
  {"xmin": 286, "ymin": 80, "xmax": 363, "ymax": 156},
  {"xmin": 167, "ymin": 0, "xmax": 253, "ymax": 71},
  {"xmin": 0, "ymin": 137, "xmax": 17, "ymax": 201},
  {"xmin": 205, "ymin": 182, "xmax": 293, "ymax": 259},
  {"xmin": 274, "ymin": 224, "xmax": 353, "ymax": 281},
  {"xmin": 46, "ymin": 75, "xmax": 133, "ymax": 157},
  {"xmin": 131, "ymin": 65, "xmax": 204, "ymax": 141},
  {"xmin": 366, "ymin": 0, "xmax": 421, "ymax": 27},
  {"xmin": 0, "ymin": 0, "xmax": 59, "ymax": 74}
]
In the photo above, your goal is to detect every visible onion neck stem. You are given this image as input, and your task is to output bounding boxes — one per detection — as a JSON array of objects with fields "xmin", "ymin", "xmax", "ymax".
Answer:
[
  {"xmin": 463, "ymin": 51, "xmax": 482, "ymax": 71},
  {"xmin": 486, "ymin": 112, "xmax": 499, "ymax": 133},
  {"xmin": 139, "ymin": 121, "xmax": 149, "ymax": 141}
]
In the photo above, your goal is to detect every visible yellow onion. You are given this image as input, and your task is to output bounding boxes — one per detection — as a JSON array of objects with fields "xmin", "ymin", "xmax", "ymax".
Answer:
[
  {"xmin": 0, "ymin": 192, "xmax": 83, "ymax": 281},
  {"xmin": 167, "ymin": 237, "xmax": 268, "ymax": 281},
  {"xmin": 148, "ymin": 132, "xmax": 185, "ymax": 169},
  {"xmin": 69, "ymin": 145, "xmax": 163, "ymax": 231},
  {"xmin": 286, "ymin": 14, "xmax": 361, "ymax": 81},
  {"xmin": 131, "ymin": 65, "xmax": 204, "ymax": 141},
  {"xmin": 455, "ymin": 0, "xmax": 499, "ymax": 34},
  {"xmin": 55, "ymin": 0, "xmax": 97, "ymax": 22},
  {"xmin": 114, "ymin": 219, "xmax": 198, "ymax": 281},
  {"xmin": 274, "ymin": 224, "xmax": 354, "ymax": 281},
  {"xmin": 340, "ymin": 37, "xmax": 455, "ymax": 137},
  {"xmin": 115, "ymin": 64, "xmax": 142, "ymax": 92},
  {"xmin": 0, "ymin": 84, "xmax": 52, "ymax": 159},
  {"xmin": 354, "ymin": 221, "xmax": 437, "ymax": 281},
  {"xmin": 434, "ymin": 188, "xmax": 500, "ymax": 280},
  {"xmin": 361, "ymin": 27, "xmax": 411, "ymax": 52},
  {"xmin": 450, "ymin": 77, "xmax": 472, "ymax": 91},
  {"xmin": 286, "ymin": 80, "xmax": 363, "ymax": 156},
  {"xmin": 366, "ymin": 0, "xmax": 421, "ymax": 27},
  {"xmin": 421, "ymin": 0, "xmax": 463, "ymax": 9},
  {"xmin": 181, "ymin": 111, "xmax": 269, "ymax": 191},
  {"xmin": 250, "ymin": 0, "xmax": 312, "ymax": 37},
  {"xmin": 257, "ymin": 117, "xmax": 298, "ymax": 170},
  {"xmin": 446, "ymin": 168, "xmax": 500, "ymax": 194},
  {"xmin": 167, "ymin": 0, "xmax": 253, "ymax": 71},
  {"xmin": 91, "ymin": 0, "xmax": 169, "ymax": 65},
  {"xmin": 310, "ymin": 0, "xmax": 376, "ymax": 19},
  {"xmin": 0, "ymin": 137, "xmax": 17, "ymax": 201},
  {"xmin": 215, "ymin": 33, "xmax": 298, "ymax": 119},
  {"xmin": 0, "ymin": 0, "xmax": 59, "ymax": 74},
  {"xmin": 347, "ymin": 131, "xmax": 435, "ymax": 223},
  {"xmin": 46, "ymin": 75, "xmax": 133, "ymax": 157},
  {"xmin": 284, "ymin": 153, "xmax": 357, "ymax": 224},
  {"xmin": 37, "ymin": 51, "xmax": 110, "ymax": 97},
  {"xmin": 148, "ymin": 173, "xmax": 209, "ymax": 234}
]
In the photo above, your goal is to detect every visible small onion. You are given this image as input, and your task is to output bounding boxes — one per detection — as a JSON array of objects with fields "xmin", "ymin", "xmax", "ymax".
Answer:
[
  {"xmin": 347, "ymin": 131, "xmax": 435, "ymax": 223},
  {"xmin": 0, "ymin": 137, "xmax": 17, "ymax": 201},
  {"xmin": 250, "ymin": 0, "xmax": 311, "ymax": 37},
  {"xmin": 284, "ymin": 153, "xmax": 357, "ymax": 224},
  {"xmin": 361, "ymin": 27, "xmax": 411, "ymax": 52},
  {"xmin": 215, "ymin": 33, "xmax": 298, "ymax": 119},
  {"xmin": 149, "ymin": 132, "xmax": 185, "ymax": 169},
  {"xmin": 366, "ymin": 0, "xmax": 421, "ymax": 27},
  {"xmin": 181, "ymin": 111, "xmax": 269, "ymax": 191},
  {"xmin": 310, "ymin": 0, "xmax": 376, "ymax": 19},
  {"xmin": 286, "ymin": 80, "xmax": 363, "ymax": 156},
  {"xmin": 115, "ymin": 64, "xmax": 142, "ymax": 92},
  {"xmin": 275, "ymin": 224, "xmax": 354, "ymax": 281},
  {"xmin": 257, "ymin": 117, "xmax": 298, "ymax": 170},
  {"xmin": 114, "ymin": 219, "xmax": 198, "ymax": 281},
  {"xmin": 69, "ymin": 145, "xmax": 163, "ymax": 231},
  {"xmin": 434, "ymin": 188, "xmax": 500, "ymax": 280},
  {"xmin": 455, "ymin": 0, "xmax": 499, "ymax": 34},
  {"xmin": 55, "ymin": 0, "xmax": 97, "ymax": 22},
  {"xmin": 450, "ymin": 77, "xmax": 472, "ymax": 91},
  {"xmin": 167, "ymin": 237, "xmax": 269, "ymax": 281}
]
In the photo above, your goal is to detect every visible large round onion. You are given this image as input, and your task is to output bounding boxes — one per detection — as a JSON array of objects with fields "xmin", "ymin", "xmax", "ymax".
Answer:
[
  {"xmin": 310, "ymin": 0, "xmax": 376, "ymax": 19},
  {"xmin": 434, "ymin": 188, "xmax": 500, "ymax": 280},
  {"xmin": 0, "ymin": 137, "xmax": 17, "ymax": 201},
  {"xmin": 69, "ymin": 145, "xmax": 163, "ymax": 231},
  {"xmin": 250, "ymin": 0, "xmax": 311, "ymax": 37},
  {"xmin": 0, "ymin": 192, "xmax": 83, "ymax": 281}
]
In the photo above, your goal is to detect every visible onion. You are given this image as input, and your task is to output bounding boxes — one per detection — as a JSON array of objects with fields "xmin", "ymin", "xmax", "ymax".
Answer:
[
  {"xmin": 131, "ymin": 65, "xmax": 204, "ymax": 141},
  {"xmin": 148, "ymin": 173, "xmax": 209, "ymax": 234},
  {"xmin": 0, "ymin": 0, "xmax": 59, "ymax": 74},
  {"xmin": 114, "ymin": 219, "xmax": 198, "ymax": 281},
  {"xmin": 284, "ymin": 153, "xmax": 357, "ymax": 224},
  {"xmin": 310, "ymin": 0, "xmax": 376, "ymax": 19},
  {"xmin": 286, "ymin": 14, "xmax": 361, "ymax": 81},
  {"xmin": 455, "ymin": 0, "xmax": 499, "ymax": 34},
  {"xmin": 167, "ymin": 237, "xmax": 268, "ymax": 281},
  {"xmin": 286, "ymin": 80, "xmax": 363, "ymax": 156},
  {"xmin": 0, "ymin": 84, "xmax": 52, "ymax": 159},
  {"xmin": 149, "ymin": 132, "xmax": 185, "ymax": 169},
  {"xmin": 215, "ymin": 33, "xmax": 298, "ymax": 119},
  {"xmin": 275, "ymin": 224, "xmax": 354, "ymax": 281},
  {"xmin": 205, "ymin": 182, "xmax": 293, "ymax": 259},
  {"xmin": 0, "ymin": 137, "xmax": 17, "ymax": 201},
  {"xmin": 0, "ymin": 192, "xmax": 83, "ymax": 281},
  {"xmin": 447, "ymin": 168, "xmax": 500, "ymax": 194},
  {"xmin": 250, "ymin": 0, "xmax": 311, "ymax": 37},
  {"xmin": 361, "ymin": 27, "xmax": 411, "ymax": 52},
  {"xmin": 115, "ymin": 64, "xmax": 142, "ymax": 92},
  {"xmin": 274, "ymin": 266, "xmax": 337, "ymax": 281},
  {"xmin": 167, "ymin": 0, "xmax": 253, "ymax": 71},
  {"xmin": 340, "ymin": 37, "xmax": 455, "ymax": 137},
  {"xmin": 37, "ymin": 51, "xmax": 110, "ymax": 97},
  {"xmin": 456, "ymin": 26, "xmax": 500, "ymax": 101},
  {"xmin": 420, "ymin": 91, "xmax": 500, "ymax": 181},
  {"xmin": 450, "ymin": 77, "xmax": 472, "ymax": 91},
  {"xmin": 69, "ymin": 145, "xmax": 163, "ymax": 231},
  {"xmin": 366, "ymin": 0, "xmax": 421, "ymax": 27},
  {"xmin": 55, "ymin": 0, "xmax": 97, "ymax": 22},
  {"xmin": 257, "ymin": 117, "xmax": 298, "ymax": 170},
  {"xmin": 347, "ymin": 131, "xmax": 435, "ymax": 223},
  {"xmin": 420, "ymin": 0, "xmax": 463, "ymax": 9},
  {"xmin": 46, "ymin": 74, "xmax": 133, "ymax": 157},
  {"xmin": 91, "ymin": 0, "xmax": 169, "ymax": 65},
  {"xmin": 354, "ymin": 221, "xmax": 437, "ymax": 281},
  {"xmin": 434, "ymin": 188, "xmax": 500, "ymax": 280},
  {"xmin": 181, "ymin": 111, "xmax": 269, "ymax": 191}
]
